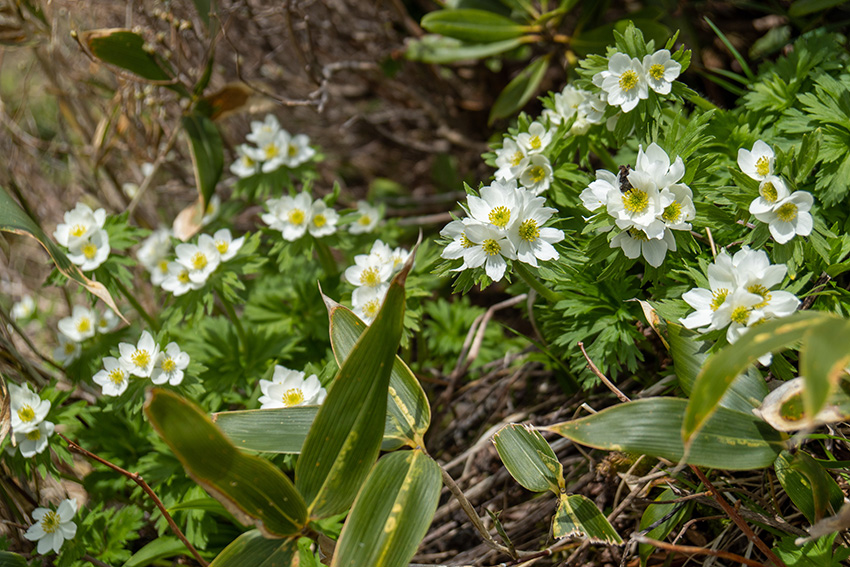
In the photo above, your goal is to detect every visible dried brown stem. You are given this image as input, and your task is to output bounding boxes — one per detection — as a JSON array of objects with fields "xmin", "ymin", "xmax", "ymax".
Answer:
[
  {"xmin": 59, "ymin": 434, "xmax": 208, "ymax": 567},
  {"xmin": 634, "ymin": 534, "xmax": 772, "ymax": 567},
  {"xmin": 577, "ymin": 342, "xmax": 631, "ymax": 403}
]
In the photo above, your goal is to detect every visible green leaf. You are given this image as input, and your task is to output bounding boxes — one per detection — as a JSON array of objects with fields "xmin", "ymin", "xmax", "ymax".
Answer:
[
  {"xmin": 493, "ymin": 423, "xmax": 563, "ymax": 494},
  {"xmin": 332, "ymin": 450, "xmax": 441, "ymax": 567},
  {"xmin": 0, "ymin": 186, "xmax": 125, "ymax": 321},
  {"xmin": 145, "ymin": 389, "xmax": 307, "ymax": 537},
  {"xmin": 208, "ymin": 531, "xmax": 298, "ymax": 567},
  {"xmin": 212, "ymin": 406, "xmax": 318, "ymax": 453},
  {"xmin": 122, "ymin": 537, "xmax": 186, "ymax": 567},
  {"xmin": 638, "ymin": 488, "xmax": 692, "ymax": 567},
  {"xmin": 546, "ymin": 398, "xmax": 785, "ymax": 470},
  {"xmin": 703, "ymin": 18, "xmax": 754, "ymax": 81},
  {"xmin": 775, "ymin": 451, "xmax": 845, "ymax": 524},
  {"xmin": 552, "ymin": 493, "xmax": 622, "ymax": 544},
  {"xmin": 789, "ymin": 0, "xmax": 848, "ymax": 17},
  {"xmin": 182, "ymin": 112, "xmax": 224, "ymax": 209},
  {"xmin": 796, "ymin": 129, "xmax": 821, "ymax": 183},
  {"xmin": 296, "ymin": 258, "xmax": 411, "ymax": 519},
  {"xmin": 800, "ymin": 317, "xmax": 850, "ymax": 421},
  {"xmin": 421, "ymin": 9, "xmax": 528, "ymax": 43},
  {"xmin": 489, "ymin": 55, "xmax": 551, "ymax": 123},
  {"xmin": 325, "ymin": 298, "xmax": 430, "ymax": 450},
  {"xmin": 682, "ymin": 311, "xmax": 834, "ymax": 446},
  {"xmin": 405, "ymin": 35, "xmax": 525, "ymax": 64},
  {"xmin": 0, "ymin": 551, "xmax": 27, "ymax": 567}
]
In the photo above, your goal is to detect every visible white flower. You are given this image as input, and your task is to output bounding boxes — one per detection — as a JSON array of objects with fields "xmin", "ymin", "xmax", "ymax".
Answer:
[
  {"xmin": 659, "ymin": 184, "xmax": 696, "ymax": 231},
  {"xmin": 252, "ymin": 131, "xmax": 290, "ymax": 173},
  {"xmin": 467, "ymin": 179, "xmax": 522, "ymax": 230},
  {"xmin": 262, "ymin": 193, "xmax": 313, "ymax": 241},
  {"xmin": 580, "ymin": 169, "xmax": 619, "ymax": 212},
  {"xmin": 634, "ymin": 143, "xmax": 685, "ymax": 190},
  {"xmin": 258, "ymin": 366, "xmax": 327, "ymax": 408},
  {"xmin": 9, "ymin": 383, "xmax": 50, "ymax": 434},
  {"xmin": 308, "ymin": 200, "xmax": 339, "ymax": 237},
  {"xmin": 388, "ymin": 246, "xmax": 410, "ymax": 272},
  {"xmin": 96, "ymin": 308, "xmax": 120, "ymax": 334},
  {"xmin": 494, "ymin": 138, "xmax": 527, "ymax": 182},
  {"xmin": 642, "ymin": 49, "xmax": 681, "ymax": 95},
  {"xmin": 14, "ymin": 420, "xmax": 54, "ymax": 458},
  {"xmin": 509, "ymin": 191, "xmax": 564, "ymax": 267},
  {"xmin": 440, "ymin": 219, "xmax": 476, "ymax": 267},
  {"xmin": 201, "ymin": 195, "xmax": 221, "ymax": 227},
  {"xmin": 149, "ymin": 258, "xmax": 171, "ymax": 287},
  {"xmin": 137, "ymin": 228, "xmax": 172, "ymax": 272},
  {"xmin": 515, "ymin": 122, "xmax": 553, "ymax": 155},
  {"xmin": 606, "ymin": 170, "xmax": 669, "ymax": 238},
  {"xmin": 58, "ymin": 306, "xmax": 97, "ymax": 343},
  {"xmin": 753, "ymin": 191, "xmax": 814, "ymax": 244},
  {"xmin": 230, "ymin": 144, "xmax": 261, "ymax": 178},
  {"xmin": 53, "ymin": 203, "xmax": 106, "ymax": 247},
  {"xmin": 246, "ymin": 114, "xmax": 281, "ymax": 146},
  {"xmin": 92, "ymin": 357, "xmax": 130, "ymax": 397},
  {"xmin": 161, "ymin": 262, "xmax": 204, "ymax": 296},
  {"xmin": 344, "ymin": 252, "xmax": 393, "ymax": 288},
  {"xmin": 122, "ymin": 182, "xmax": 140, "ymax": 199},
  {"xmin": 24, "ymin": 499, "xmax": 77, "ymax": 555},
  {"xmin": 53, "ymin": 335, "xmax": 81, "ymax": 366},
  {"xmin": 150, "ymin": 343, "xmax": 190, "ymax": 385},
  {"xmin": 518, "ymin": 154, "xmax": 553, "ymax": 195},
  {"xmin": 119, "ymin": 331, "xmax": 160, "ymax": 378},
  {"xmin": 175, "ymin": 235, "xmax": 221, "ymax": 284},
  {"xmin": 749, "ymin": 175, "xmax": 790, "ymax": 217},
  {"xmin": 211, "ymin": 229, "xmax": 245, "ymax": 262},
  {"xmin": 349, "ymin": 201, "xmax": 381, "ymax": 234},
  {"xmin": 737, "ymin": 140, "xmax": 774, "ymax": 181},
  {"xmin": 461, "ymin": 222, "xmax": 517, "ymax": 282},
  {"xmin": 67, "ymin": 229, "xmax": 110, "ymax": 271},
  {"xmin": 593, "ymin": 53, "xmax": 648, "ymax": 113},
  {"xmin": 283, "ymin": 133, "xmax": 316, "ymax": 167},
  {"xmin": 543, "ymin": 85, "xmax": 604, "ymax": 134},
  {"xmin": 610, "ymin": 227, "xmax": 676, "ymax": 268},
  {"xmin": 352, "ymin": 284, "xmax": 389, "ymax": 325},
  {"xmin": 11, "ymin": 295, "xmax": 35, "ymax": 321}
]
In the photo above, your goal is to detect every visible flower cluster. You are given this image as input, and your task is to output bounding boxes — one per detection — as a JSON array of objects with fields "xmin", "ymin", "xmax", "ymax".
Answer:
[
  {"xmin": 592, "ymin": 49, "xmax": 682, "ymax": 113},
  {"xmin": 580, "ymin": 143, "xmax": 694, "ymax": 267},
  {"xmin": 54, "ymin": 305, "xmax": 119, "ymax": 366},
  {"xmin": 343, "ymin": 239, "xmax": 409, "ymax": 324},
  {"xmin": 542, "ymin": 84, "xmax": 605, "ymax": 135},
  {"xmin": 93, "ymin": 331, "xmax": 190, "ymax": 396},
  {"xmin": 230, "ymin": 115, "xmax": 316, "ymax": 178},
  {"xmin": 8, "ymin": 383, "xmax": 54, "ymax": 457},
  {"xmin": 738, "ymin": 140, "xmax": 814, "ymax": 244},
  {"xmin": 680, "ymin": 247, "xmax": 800, "ymax": 362},
  {"xmin": 493, "ymin": 121, "xmax": 555, "ymax": 195},
  {"xmin": 24, "ymin": 499, "xmax": 77, "ymax": 555},
  {"xmin": 53, "ymin": 203, "xmax": 110, "ymax": 271},
  {"xmin": 262, "ymin": 192, "xmax": 339, "ymax": 241},
  {"xmin": 258, "ymin": 365, "xmax": 327, "ymax": 409},
  {"xmin": 440, "ymin": 179, "xmax": 564, "ymax": 282},
  {"xmin": 154, "ymin": 229, "xmax": 244, "ymax": 296}
]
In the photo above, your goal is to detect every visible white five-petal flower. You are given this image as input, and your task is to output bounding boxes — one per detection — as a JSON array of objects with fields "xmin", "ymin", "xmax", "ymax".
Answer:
[
  {"xmin": 8, "ymin": 383, "xmax": 51, "ymax": 434},
  {"xmin": 93, "ymin": 357, "xmax": 130, "ymax": 397},
  {"xmin": 58, "ymin": 305, "xmax": 98, "ymax": 343},
  {"xmin": 259, "ymin": 366, "xmax": 327, "ymax": 408},
  {"xmin": 14, "ymin": 420, "xmax": 54, "ymax": 458},
  {"xmin": 593, "ymin": 53, "xmax": 649, "ymax": 113},
  {"xmin": 349, "ymin": 201, "xmax": 381, "ymax": 234},
  {"xmin": 642, "ymin": 49, "xmax": 681, "ymax": 95},
  {"xmin": 308, "ymin": 200, "xmax": 339, "ymax": 238},
  {"xmin": 151, "ymin": 342, "xmax": 190, "ymax": 385},
  {"xmin": 753, "ymin": 190, "xmax": 814, "ymax": 244},
  {"xmin": 119, "ymin": 331, "xmax": 160, "ymax": 378},
  {"xmin": 24, "ymin": 499, "xmax": 77, "ymax": 555},
  {"xmin": 262, "ymin": 193, "xmax": 313, "ymax": 241},
  {"xmin": 737, "ymin": 140, "xmax": 775, "ymax": 181}
]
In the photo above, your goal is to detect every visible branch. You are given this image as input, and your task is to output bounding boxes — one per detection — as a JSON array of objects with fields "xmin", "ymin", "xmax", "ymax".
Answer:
[
  {"xmin": 577, "ymin": 342, "xmax": 631, "ymax": 403},
  {"xmin": 634, "ymin": 534, "xmax": 772, "ymax": 567}
]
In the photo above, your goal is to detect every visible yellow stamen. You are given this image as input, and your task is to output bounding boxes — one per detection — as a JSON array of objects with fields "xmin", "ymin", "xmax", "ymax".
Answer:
[
  {"xmin": 518, "ymin": 219, "xmax": 539, "ymax": 242},
  {"xmin": 747, "ymin": 284, "xmax": 772, "ymax": 309},
  {"xmin": 730, "ymin": 306, "xmax": 750, "ymax": 325},
  {"xmin": 622, "ymin": 189, "xmax": 649, "ymax": 214},
  {"xmin": 649, "ymin": 63, "xmax": 665, "ymax": 81},
  {"xmin": 70, "ymin": 224, "xmax": 87, "ymax": 238},
  {"xmin": 488, "ymin": 206, "xmax": 511, "ymax": 228},
  {"xmin": 482, "ymin": 239, "xmax": 501, "ymax": 256},
  {"xmin": 161, "ymin": 358, "xmax": 177, "ymax": 373},
  {"xmin": 755, "ymin": 156, "xmax": 770, "ymax": 177},
  {"xmin": 82, "ymin": 243, "xmax": 98, "ymax": 260},
  {"xmin": 511, "ymin": 151, "xmax": 524, "ymax": 167},
  {"xmin": 76, "ymin": 317, "xmax": 91, "ymax": 334},
  {"xmin": 359, "ymin": 267, "xmax": 381, "ymax": 287},
  {"xmin": 17, "ymin": 405, "xmax": 35, "ymax": 423},
  {"xmin": 775, "ymin": 202, "xmax": 798, "ymax": 222},
  {"xmin": 288, "ymin": 209, "xmax": 305, "ymax": 225},
  {"xmin": 131, "ymin": 350, "xmax": 151, "ymax": 368},
  {"xmin": 460, "ymin": 233, "xmax": 474, "ymax": 248},
  {"xmin": 191, "ymin": 252, "xmax": 207, "ymax": 270},
  {"xmin": 662, "ymin": 202, "xmax": 682, "ymax": 223},
  {"xmin": 619, "ymin": 70, "xmax": 638, "ymax": 91},
  {"xmin": 178, "ymin": 270, "xmax": 191, "ymax": 284},
  {"xmin": 215, "ymin": 240, "xmax": 229, "ymax": 254},
  {"xmin": 528, "ymin": 166, "xmax": 546, "ymax": 183},
  {"xmin": 40, "ymin": 511, "xmax": 60, "ymax": 534},
  {"xmin": 108, "ymin": 368, "xmax": 124, "ymax": 385},
  {"xmin": 760, "ymin": 181, "xmax": 778, "ymax": 203},
  {"xmin": 711, "ymin": 288, "xmax": 729, "ymax": 311},
  {"xmin": 313, "ymin": 214, "xmax": 327, "ymax": 228},
  {"xmin": 26, "ymin": 429, "xmax": 41, "ymax": 441},
  {"xmin": 281, "ymin": 388, "xmax": 305, "ymax": 407}
]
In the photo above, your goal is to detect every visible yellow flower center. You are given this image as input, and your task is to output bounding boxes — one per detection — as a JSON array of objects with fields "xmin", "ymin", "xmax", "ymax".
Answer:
[
  {"xmin": 17, "ymin": 405, "xmax": 35, "ymax": 423},
  {"xmin": 131, "ymin": 349, "xmax": 151, "ymax": 368},
  {"xmin": 488, "ymin": 206, "xmax": 511, "ymax": 228},
  {"xmin": 158, "ymin": 260, "xmax": 169, "ymax": 274},
  {"xmin": 460, "ymin": 232, "xmax": 474, "ymax": 248},
  {"xmin": 622, "ymin": 189, "xmax": 649, "ymax": 214},
  {"xmin": 264, "ymin": 144, "xmax": 280, "ymax": 160},
  {"xmin": 649, "ymin": 63, "xmax": 665, "ymax": 81},
  {"xmin": 627, "ymin": 228, "xmax": 649, "ymax": 241},
  {"xmin": 518, "ymin": 219, "xmax": 539, "ymax": 242},
  {"xmin": 82, "ymin": 242, "xmax": 98, "ymax": 260},
  {"xmin": 313, "ymin": 214, "xmax": 327, "ymax": 228},
  {"xmin": 755, "ymin": 156, "xmax": 770, "ymax": 177},
  {"xmin": 76, "ymin": 317, "xmax": 91, "ymax": 334},
  {"xmin": 511, "ymin": 151, "xmax": 524, "ymax": 166},
  {"xmin": 359, "ymin": 267, "xmax": 381, "ymax": 287},
  {"xmin": 108, "ymin": 368, "xmax": 124, "ymax": 385},
  {"xmin": 64, "ymin": 342, "xmax": 77, "ymax": 354},
  {"xmin": 730, "ymin": 305, "xmax": 751, "ymax": 325},
  {"xmin": 288, "ymin": 209, "xmax": 305, "ymax": 225},
  {"xmin": 206, "ymin": 202, "xmax": 216, "ymax": 215},
  {"xmin": 760, "ymin": 181, "xmax": 778, "ymax": 203},
  {"xmin": 662, "ymin": 202, "xmax": 682, "ymax": 223},
  {"xmin": 363, "ymin": 298, "xmax": 381, "ymax": 319},
  {"xmin": 161, "ymin": 357, "xmax": 177, "ymax": 373},
  {"xmin": 775, "ymin": 202, "xmax": 798, "ymax": 222},
  {"xmin": 619, "ymin": 70, "xmax": 638, "ymax": 92},
  {"xmin": 288, "ymin": 144, "xmax": 299, "ymax": 157},
  {"xmin": 40, "ymin": 511, "xmax": 60, "ymax": 534},
  {"xmin": 215, "ymin": 240, "xmax": 229, "ymax": 254},
  {"xmin": 241, "ymin": 155, "xmax": 255, "ymax": 167},
  {"xmin": 711, "ymin": 288, "xmax": 729, "ymax": 311},
  {"xmin": 482, "ymin": 239, "xmax": 501, "ymax": 256},
  {"xmin": 282, "ymin": 388, "xmax": 305, "ymax": 407},
  {"xmin": 747, "ymin": 284, "xmax": 772, "ymax": 309},
  {"xmin": 530, "ymin": 136, "xmax": 541, "ymax": 150},
  {"xmin": 191, "ymin": 252, "xmax": 207, "ymax": 270},
  {"xmin": 178, "ymin": 270, "xmax": 191, "ymax": 284},
  {"xmin": 70, "ymin": 224, "xmax": 87, "ymax": 237},
  {"xmin": 358, "ymin": 215, "xmax": 372, "ymax": 226},
  {"xmin": 26, "ymin": 429, "xmax": 41, "ymax": 441},
  {"xmin": 528, "ymin": 166, "xmax": 546, "ymax": 183}
]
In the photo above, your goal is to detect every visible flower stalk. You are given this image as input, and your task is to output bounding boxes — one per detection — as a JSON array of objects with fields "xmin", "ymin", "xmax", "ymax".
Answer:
[{"xmin": 513, "ymin": 261, "xmax": 563, "ymax": 304}]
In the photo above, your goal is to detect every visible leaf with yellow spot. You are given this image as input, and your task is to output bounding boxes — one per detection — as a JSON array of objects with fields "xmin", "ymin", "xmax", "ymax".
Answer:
[{"xmin": 493, "ymin": 423, "xmax": 563, "ymax": 494}]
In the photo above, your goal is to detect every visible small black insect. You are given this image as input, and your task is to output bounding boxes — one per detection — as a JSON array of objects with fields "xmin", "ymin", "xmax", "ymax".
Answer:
[{"xmin": 618, "ymin": 164, "xmax": 633, "ymax": 193}]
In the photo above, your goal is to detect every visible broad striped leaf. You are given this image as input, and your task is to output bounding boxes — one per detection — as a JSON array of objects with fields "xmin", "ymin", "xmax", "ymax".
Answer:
[
  {"xmin": 208, "ymin": 531, "xmax": 298, "ymax": 567},
  {"xmin": 800, "ymin": 317, "xmax": 850, "ymax": 421},
  {"xmin": 552, "ymin": 493, "xmax": 622, "ymax": 544},
  {"xmin": 493, "ymin": 423, "xmax": 562, "ymax": 494},
  {"xmin": 421, "ymin": 10, "xmax": 528, "ymax": 43}
]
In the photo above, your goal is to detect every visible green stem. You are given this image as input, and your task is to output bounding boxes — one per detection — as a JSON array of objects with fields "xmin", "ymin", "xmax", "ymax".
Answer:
[
  {"xmin": 217, "ymin": 290, "xmax": 247, "ymax": 349},
  {"xmin": 113, "ymin": 278, "xmax": 158, "ymax": 331},
  {"xmin": 513, "ymin": 261, "xmax": 563, "ymax": 304},
  {"xmin": 314, "ymin": 238, "xmax": 338, "ymax": 277},
  {"xmin": 686, "ymin": 92, "xmax": 719, "ymax": 112},
  {"xmin": 588, "ymin": 141, "xmax": 618, "ymax": 171}
]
